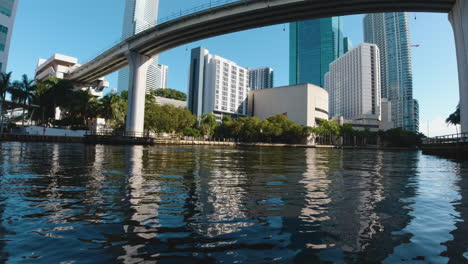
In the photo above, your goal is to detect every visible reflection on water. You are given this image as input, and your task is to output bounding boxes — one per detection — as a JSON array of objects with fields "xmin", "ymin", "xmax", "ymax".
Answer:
[{"xmin": 0, "ymin": 142, "xmax": 467, "ymax": 263}]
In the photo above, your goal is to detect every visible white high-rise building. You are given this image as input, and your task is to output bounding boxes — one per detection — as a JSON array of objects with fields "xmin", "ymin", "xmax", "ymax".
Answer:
[
  {"xmin": 156, "ymin": 64, "xmax": 168, "ymax": 88},
  {"xmin": 248, "ymin": 67, "xmax": 274, "ymax": 90},
  {"xmin": 146, "ymin": 63, "xmax": 168, "ymax": 93},
  {"xmin": 118, "ymin": 0, "xmax": 167, "ymax": 94},
  {"xmin": 325, "ymin": 43, "xmax": 381, "ymax": 121},
  {"xmin": 0, "ymin": 0, "xmax": 18, "ymax": 72},
  {"xmin": 188, "ymin": 47, "xmax": 249, "ymax": 120}
]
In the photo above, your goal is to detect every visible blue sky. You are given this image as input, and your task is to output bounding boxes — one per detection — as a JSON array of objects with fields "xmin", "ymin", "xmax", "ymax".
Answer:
[{"xmin": 8, "ymin": 0, "xmax": 460, "ymax": 136}]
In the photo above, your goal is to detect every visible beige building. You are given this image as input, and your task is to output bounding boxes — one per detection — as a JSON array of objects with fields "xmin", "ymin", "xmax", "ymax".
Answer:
[{"xmin": 248, "ymin": 84, "xmax": 329, "ymax": 127}]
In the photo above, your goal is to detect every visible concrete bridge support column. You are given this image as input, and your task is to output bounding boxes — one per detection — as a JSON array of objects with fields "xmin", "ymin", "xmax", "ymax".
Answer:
[
  {"xmin": 125, "ymin": 51, "xmax": 153, "ymax": 136},
  {"xmin": 450, "ymin": 0, "xmax": 468, "ymax": 133}
]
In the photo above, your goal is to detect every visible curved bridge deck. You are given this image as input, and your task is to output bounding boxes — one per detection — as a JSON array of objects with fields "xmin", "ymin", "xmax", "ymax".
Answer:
[{"xmin": 68, "ymin": 0, "xmax": 455, "ymax": 83}]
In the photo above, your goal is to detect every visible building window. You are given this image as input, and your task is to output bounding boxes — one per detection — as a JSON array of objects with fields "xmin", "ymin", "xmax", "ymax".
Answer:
[
  {"xmin": 0, "ymin": 0, "xmax": 14, "ymax": 17},
  {"xmin": 0, "ymin": 25, "xmax": 8, "ymax": 52}
]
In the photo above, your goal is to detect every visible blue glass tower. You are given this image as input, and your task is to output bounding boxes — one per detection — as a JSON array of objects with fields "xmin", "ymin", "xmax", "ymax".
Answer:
[
  {"xmin": 289, "ymin": 17, "xmax": 344, "ymax": 88},
  {"xmin": 364, "ymin": 12, "xmax": 418, "ymax": 132}
]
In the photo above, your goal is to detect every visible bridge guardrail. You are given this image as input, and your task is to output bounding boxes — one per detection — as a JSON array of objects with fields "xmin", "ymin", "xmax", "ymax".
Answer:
[
  {"xmin": 82, "ymin": 0, "xmax": 246, "ymax": 64},
  {"xmin": 423, "ymin": 132, "xmax": 468, "ymax": 145}
]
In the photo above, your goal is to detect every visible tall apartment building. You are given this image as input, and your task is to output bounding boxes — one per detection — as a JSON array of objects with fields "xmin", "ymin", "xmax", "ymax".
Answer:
[
  {"xmin": 325, "ymin": 43, "xmax": 381, "ymax": 121},
  {"xmin": 364, "ymin": 12, "xmax": 419, "ymax": 131},
  {"xmin": 290, "ymin": 17, "xmax": 345, "ymax": 87},
  {"xmin": 248, "ymin": 67, "xmax": 274, "ymax": 90},
  {"xmin": 0, "ymin": 0, "xmax": 18, "ymax": 72},
  {"xmin": 343, "ymin": 37, "xmax": 352, "ymax": 53},
  {"xmin": 117, "ymin": 0, "xmax": 168, "ymax": 94},
  {"xmin": 147, "ymin": 64, "xmax": 168, "ymax": 93},
  {"xmin": 188, "ymin": 47, "xmax": 249, "ymax": 120}
]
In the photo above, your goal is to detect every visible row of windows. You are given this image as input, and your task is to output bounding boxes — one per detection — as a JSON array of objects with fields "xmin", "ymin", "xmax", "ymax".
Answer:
[{"xmin": 0, "ymin": 0, "xmax": 14, "ymax": 17}]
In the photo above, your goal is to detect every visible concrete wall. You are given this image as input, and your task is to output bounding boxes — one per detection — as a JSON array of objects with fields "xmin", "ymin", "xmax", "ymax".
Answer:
[
  {"xmin": 26, "ymin": 126, "xmax": 86, "ymax": 137},
  {"xmin": 450, "ymin": 0, "xmax": 468, "ymax": 133},
  {"xmin": 249, "ymin": 83, "xmax": 329, "ymax": 127}
]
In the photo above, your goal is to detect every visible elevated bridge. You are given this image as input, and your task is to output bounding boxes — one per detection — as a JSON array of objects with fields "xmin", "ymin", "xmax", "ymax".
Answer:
[{"xmin": 66, "ymin": 0, "xmax": 465, "ymax": 135}]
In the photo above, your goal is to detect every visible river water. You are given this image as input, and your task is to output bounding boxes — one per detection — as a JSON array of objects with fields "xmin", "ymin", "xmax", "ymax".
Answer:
[{"xmin": 0, "ymin": 142, "xmax": 467, "ymax": 263}]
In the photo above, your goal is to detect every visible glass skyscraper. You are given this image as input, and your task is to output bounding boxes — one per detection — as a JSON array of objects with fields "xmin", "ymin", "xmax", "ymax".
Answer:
[
  {"xmin": 364, "ymin": 12, "xmax": 419, "ymax": 131},
  {"xmin": 289, "ymin": 17, "xmax": 344, "ymax": 88},
  {"xmin": 0, "ymin": 0, "xmax": 18, "ymax": 72},
  {"xmin": 117, "ymin": 0, "xmax": 167, "ymax": 94}
]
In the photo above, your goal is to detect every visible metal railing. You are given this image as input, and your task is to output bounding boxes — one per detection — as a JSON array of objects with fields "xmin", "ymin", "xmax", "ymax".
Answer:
[
  {"xmin": 82, "ymin": 0, "xmax": 244, "ymax": 64},
  {"xmin": 423, "ymin": 132, "xmax": 468, "ymax": 145},
  {"xmin": 157, "ymin": 0, "xmax": 243, "ymax": 25},
  {"xmin": 85, "ymin": 130, "xmax": 152, "ymax": 138}
]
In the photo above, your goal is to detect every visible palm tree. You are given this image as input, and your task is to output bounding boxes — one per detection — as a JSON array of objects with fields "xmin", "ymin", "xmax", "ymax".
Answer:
[
  {"xmin": 0, "ymin": 72, "xmax": 12, "ymax": 134},
  {"xmin": 446, "ymin": 104, "xmax": 460, "ymax": 134},
  {"xmin": 99, "ymin": 93, "xmax": 127, "ymax": 130},
  {"xmin": 35, "ymin": 77, "xmax": 75, "ymax": 126},
  {"xmin": 19, "ymin": 75, "xmax": 36, "ymax": 126},
  {"xmin": 8, "ymin": 75, "xmax": 35, "ymax": 126}
]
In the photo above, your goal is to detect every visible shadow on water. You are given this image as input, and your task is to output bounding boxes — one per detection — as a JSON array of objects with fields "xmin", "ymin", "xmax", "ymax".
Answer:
[{"xmin": 0, "ymin": 143, "xmax": 467, "ymax": 263}]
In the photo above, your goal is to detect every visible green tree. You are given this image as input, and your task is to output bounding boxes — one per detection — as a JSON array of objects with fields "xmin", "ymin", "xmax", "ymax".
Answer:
[
  {"xmin": 380, "ymin": 128, "xmax": 424, "ymax": 147},
  {"xmin": 152, "ymin": 88, "xmax": 187, "ymax": 101},
  {"xmin": 99, "ymin": 93, "xmax": 127, "ymax": 130},
  {"xmin": 58, "ymin": 89, "xmax": 100, "ymax": 129},
  {"xmin": 238, "ymin": 117, "xmax": 261, "ymax": 142},
  {"xmin": 200, "ymin": 113, "xmax": 218, "ymax": 138}
]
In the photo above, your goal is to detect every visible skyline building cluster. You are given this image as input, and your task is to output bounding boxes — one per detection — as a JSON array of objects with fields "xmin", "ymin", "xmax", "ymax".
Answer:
[
  {"xmin": 186, "ymin": 13, "xmax": 419, "ymax": 132},
  {"xmin": 289, "ymin": 14, "xmax": 419, "ymax": 132},
  {"xmin": 117, "ymin": 0, "xmax": 168, "ymax": 94},
  {"xmin": 6, "ymin": 0, "xmax": 421, "ymax": 133}
]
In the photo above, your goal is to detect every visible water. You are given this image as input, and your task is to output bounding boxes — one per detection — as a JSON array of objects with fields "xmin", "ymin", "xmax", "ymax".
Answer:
[{"xmin": 0, "ymin": 142, "xmax": 467, "ymax": 263}]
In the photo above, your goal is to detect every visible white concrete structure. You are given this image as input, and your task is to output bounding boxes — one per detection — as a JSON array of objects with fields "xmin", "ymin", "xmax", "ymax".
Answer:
[
  {"xmin": 64, "ymin": 0, "xmax": 464, "ymax": 135},
  {"xmin": 450, "ymin": 0, "xmax": 468, "ymax": 133},
  {"xmin": 154, "ymin": 64, "xmax": 168, "ymax": 89},
  {"xmin": 331, "ymin": 116, "xmax": 381, "ymax": 132},
  {"xmin": 248, "ymin": 67, "xmax": 274, "ymax": 90},
  {"xmin": 0, "ymin": 0, "xmax": 18, "ymax": 72},
  {"xmin": 154, "ymin": 96, "xmax": 187, "ymax": 108},
  {"xmin": 248, "ymin": 84, "xmax": 329, "ymax": 127},
  {"xmin": 118, "ymin": 0, "xmax": 162, "ymax": 94},
  {"xmin": 25, "ymin": 126, "xmax": 87, "ymax": 137},
  {"xmin": 36, "ymin": 54, "xmax": 79, "ymax": 82},
  {"xmin": 35, "ymin": 54, "xmax": 107, "ymax": 97},
  {"xmin": 188, "ymin": 47, "xmax": 249, "ymax": 121},
  {"xmin": 325, "ymin": 43, "xmax": 381, "ymax": 122}
]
